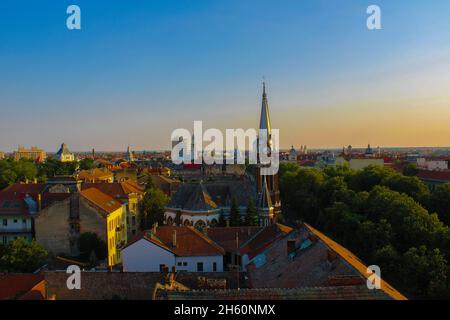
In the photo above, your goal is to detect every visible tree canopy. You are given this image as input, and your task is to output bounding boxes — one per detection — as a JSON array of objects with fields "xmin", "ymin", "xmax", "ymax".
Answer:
[
  {"xmin": 139, "ymin": 187, "xmax": 169, "ymax": 230},
  {"xmin": 0, "ymin": 238, "xmax": 48, "ymax": 273}
]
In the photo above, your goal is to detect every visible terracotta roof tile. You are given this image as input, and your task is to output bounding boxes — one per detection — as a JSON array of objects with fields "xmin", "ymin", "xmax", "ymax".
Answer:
[
  {"xmin": 417, "ymin": 170, "xmax": 450, "ymax": 182},
  {"xmin": 0, "ymin": 274, "xmax": 45, "ymax": 300},
  {"xmin": 206, "ymin": 227, "xmax": 264, "ymax": 252},
  {"xmin": 126, "ymin": 226, "xmax": 225, "ymax": 257},
  {"xmin": 80, "ymin": 188, "xmax": 122, "ymax": 214}
]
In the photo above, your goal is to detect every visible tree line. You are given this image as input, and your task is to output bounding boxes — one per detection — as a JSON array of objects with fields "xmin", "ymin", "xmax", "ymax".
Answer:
[{"xmin": 0, "ymin": 158, "xmax": 96, "ymax": 189}]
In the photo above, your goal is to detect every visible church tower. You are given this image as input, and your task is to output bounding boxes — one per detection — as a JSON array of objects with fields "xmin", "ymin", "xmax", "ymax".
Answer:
[{"xmin": 256, "ymin": 82, "xmax": 281, "ymax": 226}]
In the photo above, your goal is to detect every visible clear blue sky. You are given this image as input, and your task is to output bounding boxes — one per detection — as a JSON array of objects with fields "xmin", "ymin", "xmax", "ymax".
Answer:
[{"xmin": 1, "ymin": 0, "xmax": 450, "ymax": 151}]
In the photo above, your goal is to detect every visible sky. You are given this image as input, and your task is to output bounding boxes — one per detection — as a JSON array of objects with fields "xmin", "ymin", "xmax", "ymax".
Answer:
[{"xmin": 1, "ymin": 0, "xmax": 450, "ymax": 151}]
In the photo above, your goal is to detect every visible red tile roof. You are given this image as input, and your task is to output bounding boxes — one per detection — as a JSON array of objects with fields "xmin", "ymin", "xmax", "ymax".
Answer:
[
  {"xmin": 239, "ymin": 223, "xmax": 293, "ymax": 259},
  {"xmin": 0, "ymin": 183, "xmax": 46, "ymax": 196},
  {"xmin": 80, "ymin": 188, "xmax": 123, "ymax": 214},
  {"xmin": 417, "ymin": 170, "xmax": 450, "ymax": 182},
  {"xmin": 126, "ymin": 226, "xmax": 225, "ymax": 257},
  {"xmin": 82, "ymin": 181, "xmax": 144, "ymax": 200},
  {"xmin": 206, "ymin": 227, "xmax": 264, "ymax": 252},
  {"xmin": 0, "ymin": 195, "xmax": 30, "ymax": 216},
  {"xmin": 0, "ymin": 274, "xmax": 45, "ymax": 300}
]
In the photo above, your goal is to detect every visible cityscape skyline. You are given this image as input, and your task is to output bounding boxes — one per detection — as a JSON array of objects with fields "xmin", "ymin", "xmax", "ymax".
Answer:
[{"xmin": 1, "ymin": 0, "xmax": 450, "ymax": 151}]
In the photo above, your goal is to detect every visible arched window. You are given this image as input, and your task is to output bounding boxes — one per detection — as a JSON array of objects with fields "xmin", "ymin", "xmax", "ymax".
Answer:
[
  {"xmin": 194, "ymin": 220, "xmax": 206, "ymax": 229},
  {"xmin": 210, "ymin": 218, "xmax": 218, "ymax": 227},
  {"xmin": 166, "ymin": 216, "xmax": 173, "ymax": 226}
]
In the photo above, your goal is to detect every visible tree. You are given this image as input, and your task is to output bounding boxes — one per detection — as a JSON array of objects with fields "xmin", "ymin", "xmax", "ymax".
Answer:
[
  {"xmin": 402, "ymin": 246, "xmax": 448, "ymax": 298},
  {"xmin": 403, "ymin": 163, "xmax": 419, "ymax": 176},
  {"xmin": 13, "ymin": 159, "xmax": 38, "ymax": 182},
  {"xmin": 229, "ymin": 196, "xmax": 241, "ymax": 227},
  {"xmin": 0, "ymin": 169, "xmax": 17, "ymax": 189},
  {"xmin": 79, "ymin": 158, "xmax": 95, "ymax": 170},
  {"xmin": 382, "ymin": 174, "xmax": 429, "ymax": 203},
  {"xmin": 37, "ymin": 159, "xmax": 78, "ymax": 177},
  {"xmin": 348, "ymin": 165, "xmax": 395, "ymax": 192},
  {"xmin": 429, "ymin": 183, "xmax": 450, "ymax": 226},
  {"xmin": 0, "ymin": 238, "xmax": 48, "ymax": 273},
  {"xmin": 78, "ymin": 232, "xmax": 107, "ymax": 261},
  {"xmin": 244, "ymin": 198, "xmax": 259, "ymax": 226},
  {"xmin": 356, "ymin": 219, "xmax": 393, "ymax": 261},
  {"xmin": 366, "ymin": 186, "xmax": 444, "ymax": 252},
  {"xmin": 139, "ymin": 188, "xmax": 169, "ymax": 230}
]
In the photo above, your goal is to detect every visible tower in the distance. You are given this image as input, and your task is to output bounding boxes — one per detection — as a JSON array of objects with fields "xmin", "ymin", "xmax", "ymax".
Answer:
[{"xmin": 256, "ymin": 82, "xmax": 281, "ymax": 226}]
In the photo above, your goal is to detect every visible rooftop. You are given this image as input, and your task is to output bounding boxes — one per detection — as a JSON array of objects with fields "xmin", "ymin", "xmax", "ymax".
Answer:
[{"xmin": 80, "ymin": 188, "xmax": 123, "ymax": 214}]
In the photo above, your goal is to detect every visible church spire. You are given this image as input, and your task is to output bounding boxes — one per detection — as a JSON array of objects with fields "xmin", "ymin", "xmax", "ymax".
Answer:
[{"xmin": 259, "ymin": 81, "xmax": 271, "ymax": 135}]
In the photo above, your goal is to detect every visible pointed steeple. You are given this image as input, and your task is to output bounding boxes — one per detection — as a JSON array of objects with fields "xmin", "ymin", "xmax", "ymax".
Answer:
[{"xmin": 259, "ymin": 81, "xmax": 271, "ymax": 135}]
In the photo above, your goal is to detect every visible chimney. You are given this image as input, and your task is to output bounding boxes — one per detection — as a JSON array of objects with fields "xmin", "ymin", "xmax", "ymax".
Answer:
[
  {"xmin": 287, "ymin": 239, "xmax": 296, "ymax": 255},
  {"xmin": 172, "ymin": 230, "xmax": 177, "ymax": 248}
]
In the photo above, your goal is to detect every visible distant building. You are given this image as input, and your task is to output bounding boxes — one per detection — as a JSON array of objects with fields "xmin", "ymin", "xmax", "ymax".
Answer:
[
  {"xmin": 365, "ymin": 144, "xmax": 374, "ymax": 156},
  {"xmin": 335, "ymin": 157, "xmax": 384, "ymax": 170},
  {"xmin": 139, "ymin": 174, "xmax": 180, "ymax": 196},
  {"xmin": 122, "ymin": 226, "xmax": 225, "ymax": 272},
  {"xmin": 417, "ymin": 158, "xmax": 448, "ymax": 171},
  {"xmin": 315, "ymin": 151, "xmax": 336, "ymax": 168},
  {"xmin": 55, "ymin": 143, "xmax": 75, "ymax": 162},
  {"xmin": 288, "ymin": 146, "xmax": 298, "ymax": 162},
  {"xmin": 13, "ymin": 146, "xmax": 46, "ymax": 162},
  {"xmin": 125, "ymin": 145, "xmax": 134, "ymax": 162},
  {"xmin": 76, "ymin": 168, "xmax": 114, "ymax": 183}
]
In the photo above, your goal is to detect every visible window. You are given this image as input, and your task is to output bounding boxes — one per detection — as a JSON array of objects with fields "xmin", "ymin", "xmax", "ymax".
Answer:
[
  {"xmin": 13, "ymin": 219, "xmax": 18, "ymax": 223},
  {"xmin": 2, "ymin": 219, "xmax": 7, "ymax": 226},
  {"xmin": 213, "ymin": 262, "xmax": 217, "ymax": 272},
  {"xmin": 183, "ymin": 262, "xmax": 187, "ymax": 266},
  {"xmin": 22, "ymin": 219, "xmax": 26, "ymax": 224},
  {"xmin": 177, "ymin": 262, "xmax": 182, "ymax": 266},
  {"xmin": 132, "ymin": 216, "xmax": 136, "ymax": 225},
  {"xmin": 159, "ymin": 264, "xmax": 166, "ymax": 272},
  {"xmin": 197, "ymin": 262, "xmax": 204, "ymax": 272}
]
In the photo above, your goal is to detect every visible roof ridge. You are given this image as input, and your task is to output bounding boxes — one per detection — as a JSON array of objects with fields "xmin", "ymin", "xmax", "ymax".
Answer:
[
  {"xmin": 303, "ymin": 223, "xmax": 407, "ymax": 300},
  {"xmin": 187, "ymin": 227, "xmax": 225, "ymax": 254}
]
